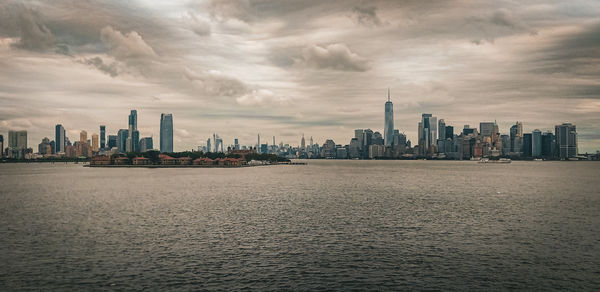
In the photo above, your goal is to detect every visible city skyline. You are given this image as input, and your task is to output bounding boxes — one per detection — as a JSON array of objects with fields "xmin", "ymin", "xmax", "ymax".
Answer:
[{"xmin": 1, "ymin": 1, "xmax": 599, "ymax": 152}]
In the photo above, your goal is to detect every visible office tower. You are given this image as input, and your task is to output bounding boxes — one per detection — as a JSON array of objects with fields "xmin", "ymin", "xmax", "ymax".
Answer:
[
  {"xmin": 272, "ymin": 136, "xmax": 275, "ymax": 147},
  {"xmin": 430, "ymin": 116, "xmax": 438, "ymax": 143},
  {"xmin": 321, "ymin": 139, "xmax": 336, "ymax": 158},
  {"xmin": 384, "ymin": 89, "xmax": 394, "ymax": 147},
  {"xmin": 541, "ymin": 132, "xmax": 555, "ymax": 158},
  {"xmin": 309, "ymin": 136, "xmax": 313, "ymax": 147},
  {"xmin": 117, "ymin": 129, "xmax": 128, "ymax": 153},
  {"xmin": 159, "ymin": 113, "xmax": 173, "ymax": 153},
  {"xmin": 9, "ymin": 130, "xmax": 28, "ymax": 149},
  {"xmin": 372, "ymin": 131, "xmax": 384, "ymax": 145},
  {"xmin": 301, "ymin": 134, "xmax": 306, "ymax": 151},
  {"xmin": 420, "ymin": 114, "xmax": 433, "ymax": 154},
  {"xmin": 523, "ymin": 133, "xmax": 532, "ymax": 157},
  {"xmin": 438, "ymin": 119, "xmax": 446, "ymax": 140},
  {"xmin": 501, "ymin": 134, "xmax": 510, "ymax": 156},
  {"xmin": 462, "ymin": 125, "xmax": 477, "ymax": 136},
  {"xmin": 55, "ymin": 124, "xmax": 65, "ymax": 153},
  {"xmin": 127, "ymin": 110, "xmax": 138, "ymax": 152},
  {"xmin": 480, "ymin": 122, "xmax": 495, "ymax": 137},
  {"xmin": 100, "ymin": 125, "xmax": 106, "ymax": 149},
  {"xmin": 234, "ymin": 138, "xmax": 239, "ymax": 150},
  {"xmin": 91, "ymin": 133, "xmax": 99, "ymax": 152},
  {"xmin": 445, "ymin": 125, "xmax": 454, "ymax": 139},
  {"xmin": 510, "ymin": 121, "xmax": 523, "ymax": 154},
  {"xmin": 0, "ymin": 135, "xmax": 3, "ymax": 157},
  {"xmin": 257, "ymin": 134, "xmax": 260, "ymax": 150},
  {"xmin": 555, "ymin": 123, "xmax": 577, "ymax": 159},
  {"xmin": 260, "ymin": 144, "xmax": 267, "ymax": 154},
  {"xmin": 139, "ymin": 137, "xmax": 153, "ymax": 152},
  {"xmin": 354, "ymin": 129, "xmax": 364, "ymax": 150},
  {"xmin": 80, "ymin": 130, "xmax": 87, "ymax": 144},
  {"xmin": 532, "ymin": 129, "xmax": 542, "ymax": 157},
  {"xmin": 206, "ymin": 138, "xmax": 211, "ymax": 152},
  {"xmin": 107, "ymin": 135, "xmax": 118, "ymax": 149}
]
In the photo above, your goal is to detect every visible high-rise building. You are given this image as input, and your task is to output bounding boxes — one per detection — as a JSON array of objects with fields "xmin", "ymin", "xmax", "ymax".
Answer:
[
  {"xmin": 55, "ymin": 124, "xmax": 65, "ymax": 153},
  {"xmin": 0, "ymin": 134, "xmax": 3, "ymax": 157},
  {"xmin": 555, "ymin": 123, "xmax": 577, "ymax": 159},
  {"xmin": 234, "ymin": 138, "xmax": 239, "ymax": 150},
  {"xmin": 532, "ymin": 129, "xmax": 542, "ymax": 157},
  {"xmin": 9, "ymin": 130, "xmax": 28, "ymax": 150},
  {"xmin": 445, "ymin": 125, "xmax": 454, "ymax": 139},
  {"xmin": 541, "ymin": 132, "xmax": 555, "ymax": 158},
  {"xmin": 354, "ymin": 129, "xmax": 364, "ymax": 151},
  {"xmin": 80, "ymin": 130, "xmax": 87, "ymax": 144},
  {"xmin": 438, "ymin": 119, "xmax": 446, "ymax": 140},
  {"xmin": 139, "ymin": 137, "xmax": 153, "ymax": 152},
  {"xmin": 160, "ymin": 113, "xmax": 173, "ymax": 153},
  {"xmin": 117, "ymin": 129, "xmax": 128, "ymax": 153},
  {"xmin": 107, "ymin": 135, "xmax": 118, "ymax": 149},
  {"xmin": 384, "ymin": 89, "xmax": 394, "ymax": 147},
  {"xmin": 510, "ymin": 122, "xmax": 523, "ymax": 154},
  {"xmin": 91, "ymin": 133, "xmax": 99, "ymax": 152},
  {"xmin": 127, "ymin": 110, "xmax": 138, "ymax": 152},
  {"xmin": 100, "ymin": 125, "xmax": 106, "ymax": 150},
  {"xmin": 501, "ymin": 134, "xmax": 511, "ymax": 156},
  {"xmin": 420, "ymin": 114, "xmax": 433, "ymax": 155},
  {"xmin": 206, "ymin": 138, "xmax": 211, "ymax": 152},
  {"xmin": 301, "ymin": 134, "xmax": 306, "ymax": 151},
  {"xmin": 480, "ymin": 122, "xmax": 495, "ymax": 137},
  {"xmin": 523, "ymin": 133, "xmax": 532, "ymax": 157},
  {"xmin": 257, "ymin": 134, "xmax": 260, "ymax": 150}
]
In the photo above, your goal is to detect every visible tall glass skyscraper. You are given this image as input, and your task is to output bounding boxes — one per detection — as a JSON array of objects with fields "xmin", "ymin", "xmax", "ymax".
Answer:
[
  {"xmin": 555, "ymin": 123, "xmax": 577, "ymax": 159},
  {"xmin": 127, "ymin": 110, "xmax": 138, "ymax": 152},
  {"xmin": 55, "ymin": 124, "xmax": 65, "ymax": 153},
  {"xmin": 384, "ymin": 89, "xmax": 394, "ymax": 147},
  {"xmin": 100, "ymin": 125, "xmax": 106, "ymax": 150},
  {"xmin": 160, "ymin": 113, "xmax": 173, "ymax": 153}
]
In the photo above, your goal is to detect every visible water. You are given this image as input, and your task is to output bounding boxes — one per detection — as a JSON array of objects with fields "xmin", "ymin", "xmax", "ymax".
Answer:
[{"xmin": 1, "ymin": 160, "xmax": 599, "ymax": 290}]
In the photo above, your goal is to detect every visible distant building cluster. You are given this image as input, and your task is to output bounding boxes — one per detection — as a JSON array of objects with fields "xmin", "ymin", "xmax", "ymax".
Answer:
[
  {"xmin": 1, "ymin": 110, "xmax": 173, "ymax": 159},
  {"xmin": 0, "ymin": 98, "xmax": 598, "ymax": 161}
]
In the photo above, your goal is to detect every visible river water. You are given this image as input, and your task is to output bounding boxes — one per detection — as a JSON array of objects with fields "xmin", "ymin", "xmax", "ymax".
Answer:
[{"xmin": 1, "ymin": 160, "xmax": 599, "ymax": 290}]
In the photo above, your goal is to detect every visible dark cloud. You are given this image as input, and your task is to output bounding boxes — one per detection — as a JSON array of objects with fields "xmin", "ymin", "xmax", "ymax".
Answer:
[
  {"xmin": 350, "ymin": 6, "xmax": 384, "ymax": 26},
  {"xmin": 0, "ymin": 3, "xmax": 55, "ymax": 51},
  {"xmin": 187, "ymin": 12, "xmax": 211, "ymax": 36},
  {"xmin": 80, "ymin": 57, "xmax": 119, "ymax": 77},
  {"xmin": 100, "ymin": 26, "xmax": 157, "ymax": 60}
]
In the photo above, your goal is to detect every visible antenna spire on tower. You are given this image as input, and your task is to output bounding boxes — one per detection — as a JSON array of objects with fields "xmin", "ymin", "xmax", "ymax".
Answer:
[{"xmin": 387, "ymin": 88, "xmax": 390, "ymax": 102}]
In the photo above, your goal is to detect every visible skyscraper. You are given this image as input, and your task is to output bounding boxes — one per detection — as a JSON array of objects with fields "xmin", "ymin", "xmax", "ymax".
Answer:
[
  {"xmin": 160, "ymin": 113, "xmax": 173, "ymax": 153},
  {"xmin": 301, "ymin": 134, "xmax": 306, "ymax": 151},
  {"xmin": 91, "ymin": 133, "xmax": 99, "ymax": 152},
  {"xmin": 0, "ymin": 135, "xmax": 3, "ymax": 157},
  {"xmin": 438, "ymin": 119, "xmax": 446, "ymax": 140},
  {"xmin": 139, "ymin": 137, "xmax": 153, "ymax": 152},
  {"xmin": 384, "ymin": 89, "xmax": 394, "ymax": 147},
  {"xmin": 107, "ymin": 135, "xmax": 118, "ymax": 149},
  {"xmin": 532, "ymin": 129, "xmax": 542, "ymax": 157},
  {"xmin": 555, "ymin": 123, "xmax": 577, "ymax": 159},
  {"xmin": 206, "ymin": 138, "xmax": 211, "ymax": 153},
  {"xmin": 420, "ymin": 114, "xmax": 433, "ymax": 154},
  {"xmin": 480, "ymin": 122, "xmax": 495, "ymax": 137},
  {"xmin": 100, "ymin": 125, "xmax": 106, "ymax": 150},
  {"xmin": 55, "ymin": 124, "xmax": 65, "ymax": 153},
  {"xmin": 127, "ymin": 110, "xmax": 138, "ymax": 152},
  {"xmin": 510, "ymin": 121, "xmax": 523, "ymax": 154},
  {"xmin": 80, "ymin": 130, "xmax": 87, "ymax": 144},
  {"xmin": 523, "ymin": 133, "xmax": 532, "ymax": 157},
  {"xmin": 117, "ymin": 129, "xmax": 128, "ymax": 153},
  {"xmin": 234, "ymin": 138, "xmax": 239, "ymax": 150}
]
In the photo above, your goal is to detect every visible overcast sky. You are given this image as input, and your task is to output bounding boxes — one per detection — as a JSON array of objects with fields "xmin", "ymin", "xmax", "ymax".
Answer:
[{"xmin": 1, "ymin": 0, "xmax": 599, "ymax": 152}]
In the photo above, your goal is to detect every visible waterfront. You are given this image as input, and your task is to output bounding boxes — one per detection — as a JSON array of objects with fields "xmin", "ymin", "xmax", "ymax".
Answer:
[{"xmin": 1, "ymin": 160, "xmax": 599, "ymax": 290}]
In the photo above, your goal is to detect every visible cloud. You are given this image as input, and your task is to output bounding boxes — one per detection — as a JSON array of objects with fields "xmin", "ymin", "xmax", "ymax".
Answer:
[
  {"xmin": 467, "ymin": 9, "xmax": 536, "ymax": 44},
  {"xmin": 236, "ymin": 89, "xmax": 290, "ymax": 106},
  {"xmin": 187, "ymin": 11, "xmax": 211, "ymax": 36},
  {"xmin": 100, "ymin": 26, "xmax": 157, "ymax": 61},
  {"xmin": 0, "ymin": 4, "xmax": 55, "ymax": 51},
  {"xmin": 350, "ymin": 6, "xmax": 384, "ymax": 27},
  {"xmin": 208, "ymin": 0, "xmax": 253, "ymax": 22},
  {"xmin": 184, "ymin": 68, "xmax": 248, "ymax": 97},
  {"xmin": 80, "ymin": 56, "xmax": 120, "ymax": 77},
  {"xmin": 299, "ymin": 43, "xmax": 371, "ymax": 72}
]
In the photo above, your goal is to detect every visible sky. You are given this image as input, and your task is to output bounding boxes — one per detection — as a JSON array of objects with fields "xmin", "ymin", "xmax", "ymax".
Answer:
[{"xmin": 1, "ymin": 0, "xmax": 599, "ymax": 152}]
